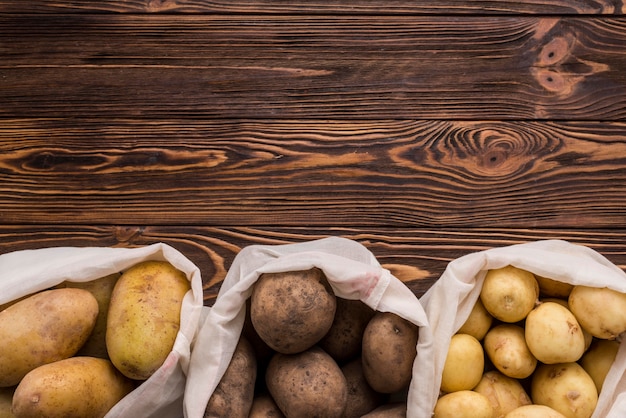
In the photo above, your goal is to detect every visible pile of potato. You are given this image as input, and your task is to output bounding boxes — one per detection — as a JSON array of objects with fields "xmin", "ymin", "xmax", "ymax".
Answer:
[
  {"xmin": 434, "ymin": 265, "xmax": 626, "ymax": 418},
  {"xmin": 204, "ymin": 267, "xmax": 420, "ymax": 418},
  {"xmin": 0, "ymin": 260, "xmax": 190, "ymax": 418}
]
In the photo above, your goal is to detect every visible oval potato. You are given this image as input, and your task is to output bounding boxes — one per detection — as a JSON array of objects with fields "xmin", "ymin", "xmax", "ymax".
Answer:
[
  {"xmin": 473, "ymin": 370, "xmax": 531, "ymax": 417},
  {"xmin": 457, "ymin": 298, "xmax": 493, "ymax": 341},
  {"xmin": 341, "ymin": 358, "xmax": 385, "ymax": 418},
  {"xmin": 580, "ymin": 339, "xmax": 620, "ymax": 392},
  {"xmin": 440, "ymin": 333, "xmax": 484, "ymax": 393},
  {"xmin": 106, "ymin": 260, "xmax": 190, "ymax": 380},
  {"xmin": 480, "ymin": 266, "xmax": 538, "ymax": 323},
  {"xmin": 0, "ymin": 288, "xmax": 98, "ymax": 387},
  {"xmin": 504, "ymin": 404, "xmax": 568, "ymax": 418},
  {"xmin": 433, "ymin": 390, "xmax": 493, "ymax": 418},
  {"xmin": 12, "ymin": 356, "xmax": 134, "ymax": 418},
  {"xmin": 362, "ymin": 312, "xmax": 419, "ymax": 394},
  {"xmin": 568, "ymin": 285, "xmax": 626, "ymax": 339},
  {"xmin": 484, "ymin": 324, "xmax": 537, "ymax": 380}
]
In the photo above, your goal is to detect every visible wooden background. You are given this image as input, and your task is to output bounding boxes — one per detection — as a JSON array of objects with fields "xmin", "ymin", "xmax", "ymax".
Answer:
[{"xmin": 1, "ymin": 1, "xmax": 626, "ymax": 304}]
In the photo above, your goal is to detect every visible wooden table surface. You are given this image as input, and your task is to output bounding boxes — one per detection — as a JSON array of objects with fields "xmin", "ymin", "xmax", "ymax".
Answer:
[{"xmin": 2, "ymin": 1, "xmax": 626, "ymax": 305}]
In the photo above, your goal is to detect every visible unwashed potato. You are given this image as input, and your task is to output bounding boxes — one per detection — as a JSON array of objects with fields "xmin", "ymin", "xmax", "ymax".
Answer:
[
  {"xmin": 0, "ymin": 387, "xmax": 15, "ymax": 418},
  {"xmin": 473, "ymin": 370, "xmax": 531, "ymax": 417},
  {"xmin": 106, "ymin": 260, "xmax": 190, "ymax": 380},
  {"xmin": 524, "ymin": 302, "xmax": 585, "ymax": 364},
  {"xmin": 204, "ymin": 336, "xmax": 257, "ymax": 418},
  {"xmin": 248, "ymin": 394, "xmax": 285, "ymax": 418},
  {"xmin": 504, "ymin": 404, "xmax": 567, "ymax": 418},
  {"xmin": 0, "ymin": 288, "xmax": 98, "ymax": 387},
  {"xmin": 440, "ymin": 333, "xmax": 484, "ymax": 393},
  {"xmin": 480, "ymin": 266, "xmax": 539, "ymax": 323},
  {"xmin": 433, "ymin": 390, "xmax": 493, "ymax": 418},
  {"xmin": 319, "ymin": 298, "xmax": 375, "ymax": 364},
  {"xmin": 457, "ymin": 298, "xmax": 493, "ymax": 341},
  {"xmin": 360, "ymin": 403, "xmax": 407, "ymax": 417},
  {"xmin": 361, "ymin": 311, "xmax": 419, "ymax": 394},
  {"xmin": 266, "ymin": 346, "xmax": 347, "ymax": 418},
  {"xmin": 341, "ymin": 358, "xmax": 386, "ymax": 418},
  {"xmin": 531, "ymin": 362, "xmax": 598, "ymax": 418},
  {"xmin": 568, "ymin": 285, "xmax": 626, "ymax": 339},
  {"xmin": 484, "ymin": 324, "xmax": 537, "ymax": 380},
  {"xmin": 63, "ymin": 272, "xmax": 121, "ymax": 359},
  {"xmin": 580, "ymin": 339, "xmax": 620, "ymax": 392},
  {"xmin": 12, "ymin": 356, "xmax": 134, "ymax": 418},
  {"xmin": 251, "ymin": 268, "xmax": 337, "ymax": 354}
]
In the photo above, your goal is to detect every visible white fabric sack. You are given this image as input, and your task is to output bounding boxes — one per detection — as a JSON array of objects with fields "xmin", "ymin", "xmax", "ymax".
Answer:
[
  {"xmin": 0, "ymin": 243, "xmax": 204, "ymax": 418},
  {"xmin": 184, "ymin": 236, "xmax": 431, "ymax": 418},
  {"xmin": 415, "ymin": 239, "xmax": 626, "ymax": 418}
]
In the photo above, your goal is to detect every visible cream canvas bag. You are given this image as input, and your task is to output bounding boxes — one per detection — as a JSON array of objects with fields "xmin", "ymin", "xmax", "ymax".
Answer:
[
  {"xmin": 415, "ymin": 239, "xmax": 626, "ymax": 418},
  {"xmin": 184, "ymin": 236, "xmax": 431, "ymax": 418},
  {"xmin": 0, "ymin": 243, "xmax": 204, "ymax": 418}
]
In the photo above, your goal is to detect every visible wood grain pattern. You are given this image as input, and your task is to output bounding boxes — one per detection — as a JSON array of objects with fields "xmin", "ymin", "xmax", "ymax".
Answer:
[
  {"xmin": 1, "ymin": 119, "xmax": 625, "ymax": 228},
  {"xmin": 0, "ymin": 0, "xmax": 623, "ymax": 14},
  {"xmin": 2, "ymin": 16, "xmax": 626, "ymax": 119},
  {"xmin": 1, "ymin": 225, "xmax": 625, "ymax": 304}
]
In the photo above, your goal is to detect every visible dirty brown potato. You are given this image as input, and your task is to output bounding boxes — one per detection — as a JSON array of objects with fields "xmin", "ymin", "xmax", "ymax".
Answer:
[
  {"xmin": 319, "ymin": 298, "xmax": 375, "ymax": 364},
  {"xmin": 0, "ymin": 288, "xmax": 99, "ymax": 387},
  {"xmin": 341, "ymin": 358, "xmax": 386, "ymax": 418},
  {"xmin": 248, "ymin": 394, "xmax": 285, "ymax": 418},
  {"xmin": 12, "ymin": 356, "xmax": 134, "ymax": 418},
  {"xmin": 361, "ymin": 311, "xmax": 419, "ymax": 394},
  {"xmin": 251, "ymin": 268, "xmax": 337, "ymax": 354},
  {"xmin": 266, "ymin": 346, "xmax": 348, "ymax": 418},
  {"xmin": 204, "ymin": 336, "xmax": 257, "ymax": 418}
]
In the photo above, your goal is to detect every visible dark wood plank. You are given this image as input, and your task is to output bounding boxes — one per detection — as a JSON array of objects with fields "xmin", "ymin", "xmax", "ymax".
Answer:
[
  {"xmin": 2, "ymin": 119, "xmax": 626, "ymax": 228},
  {"xmin": 1, "ymin": 225, "xmax": 625, "ymax": 305},
  {"xmin": 0, "ymin": 0, "xmax": 622, "ymax": 15},
  {"xmin": 2, "ymin": 16, "xmax": 626, "ymax": 120}
]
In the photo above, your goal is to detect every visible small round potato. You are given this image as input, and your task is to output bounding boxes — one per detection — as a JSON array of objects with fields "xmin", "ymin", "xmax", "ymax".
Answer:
[
  {"xmin": 433, "ymin": 390, "xmax": 493, "ymax": 418},
  {"xmin": 204, "ymin": 336, "xmax": 257, "ymax": 418},
  {"xmin": 341, "ymin": 359, "xmax": 385, "ymax": 418},
  {"xmin": 531, "ymin": 362, "xmax": 598, "ymax": 418},
  {"xmin": 525, "ymin": 302, "xmax": 585, "ymax": 364},
  {"xmin": 473, "ymin": 370, "xmax": 531, "ymax": 417},
  {"xmin": 568, "ymin": 285, "xmax": 626, "ymax": 339},
  {"xmin": 440, "ymin": 333, "xmax": 484, "ymax": 393},
  {"xmin": 265, "ymin": 347, "xmax": 347, "ymax": 418},
  {"xmin": 361, "ymin": 312, "xmax": 419, "ymax": 394},
  {"xmin": 504, "ymin": 404, "xmax": 568, "ymax": 418},
  {"xmin": 251, "ymin": 268, "xmax": 337, "ymax": 354},
  {"xmin": 580, "ymin": 339, "xmax": 620, "ymax": 393},
  {"xmin": 457, "ymin": 298, "xmax": 493, "ymax": 341},
  {"xmin": 480, "ymin": 266, "xmax": 539, "ymax": 323},
  {"xmin": 484, "ymin": 324, "xmax": 537, "ymax": 379}
]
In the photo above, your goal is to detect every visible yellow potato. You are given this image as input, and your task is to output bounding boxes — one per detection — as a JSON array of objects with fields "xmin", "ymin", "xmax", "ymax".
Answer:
[
  {"xmin": 440, "ymin": 333, "xmax": 484, "ymax": 393},
  {"xmin": 531, "ymin": 362, "xmax": 597, "ymax": 418},
  {"xmin": 484, "ymin": 324, "xmax": 537, "ymax": 380},
  {"xmin": 568, "ymin": 285, "xmax": 626, "ymax": 339},
  {"xmin": 433, "ymin": 390, "xmax": 493, "ymax": 418},
  {"xmin": 525, "ymin": 302, "xmax": 585, "ymax": 364},
  {"xmin": 480, "ymin": 266, "xmax": 539, "ymax": 323},
  {"xmin": 12, "ymin": 356, "xmax": 134, "ymax": 418},
  {"xmin": 457, "ymin": 298, "xmax": 493, "ymax": 341},
  {"xmin": 0, "ymin": 386, "xmax": 16, "ymax": 418},
  {"xmin": 106, "ymin": 260, "xmax": 190, "ymax": 380},
  {"xmin": 541, "ymin": 298, "xmax": 593, "ymax": 351},
  {"xmin": 535, "ymin": 276, "xmax": 573, "ymax": 299},
  {"xmin": 0, "ymin": 288, "xmax": 98, "ymax": 387},
  {"xmin": 473, "ymin": 370, "xmax": 531, "ymax": 417},
  {"xmin": 504, "ymin": 405, "xmax": 567, "ymax": 418},
  {"xmin": 63, "ymin": 273, "xmax": 121, "ymax": 359},
  {"xmin": 580, "ymin": 339, "xmax": 620, "ymax": 393}
]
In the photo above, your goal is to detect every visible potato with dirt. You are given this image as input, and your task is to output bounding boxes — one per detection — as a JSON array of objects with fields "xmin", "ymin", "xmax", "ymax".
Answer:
[
  {"xmin": 265, "ymin": 347, "xmax": 347, "ymax": 418},
  {"xmin": 340, "ymin": 358, "xmax": 386, "ymax": 418},
  {"xmin": 251, "ymin": 268, "xmax": 337, "ymax": 355},
  {"xmin": 0, "ymin": 288, "xmax": 98, "ymax": 387},
  {"xmin": 11, "ymin": 356, "xmax": 134, "ymax": 418},
  {"xmin": 204, "ymin": 336, "xmax": 257, "ymax": 418},
  {"xmin": 361, "ymin": 311, "xmax": 418, "ymax": 394}
]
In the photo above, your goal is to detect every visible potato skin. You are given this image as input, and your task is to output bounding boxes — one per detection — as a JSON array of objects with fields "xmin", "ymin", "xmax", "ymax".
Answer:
[
  {"xmin": 248, "ymin": 395, "xmax": 285, "ymax": 418},
  {"xmin": 0, "ymin": 288, "xmax": 98, "ymax": 387},
  {"xmin": 361, "ymin": 312, "xmax": 418, "ymax": 394},
  {"xmin": 341, "ymin": 358, "xmax": 386, "ymax": 418},
  {"xmin": 12, "ymin": 356, "xmax": 134, "ymax": 418},
  {"xmin": 204, "ymin": 336, "xmax": 257, "ymax": 418},
  {"xmin": 106, "ymin": 260, "xmax": 190, "ymax": 380},
  {"xmin": 266, "ymin": 347, "xmax": 348, "ymax": 418},
  {"xmin": 251, "ymin": 268, "xmax": 337, "ymax": 354},
  {"xmin": 433, "ymin": 391, "xmax": 493, "ymax": 418}
]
